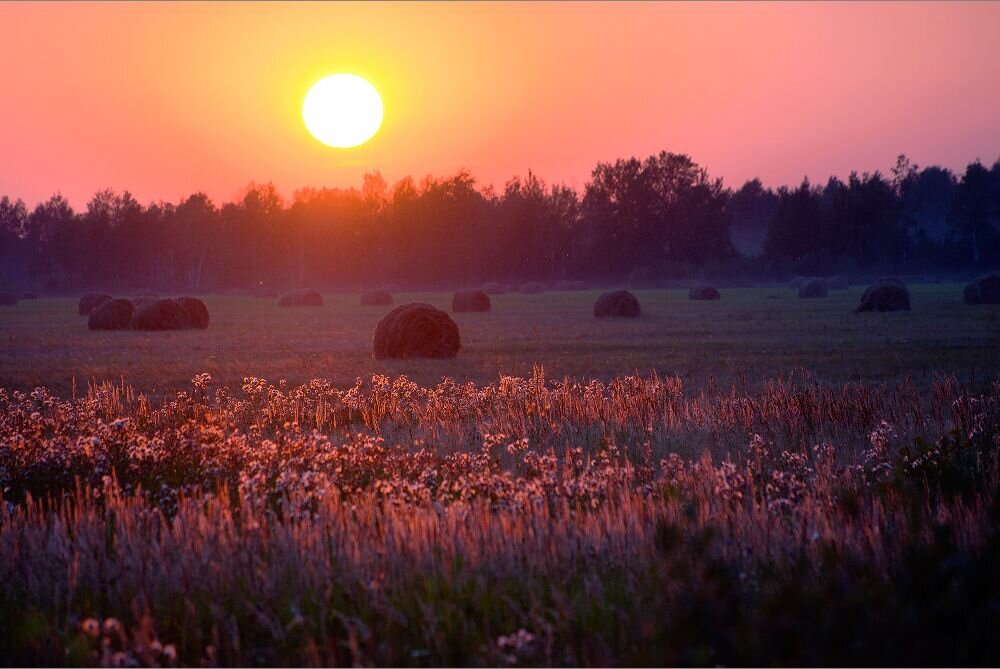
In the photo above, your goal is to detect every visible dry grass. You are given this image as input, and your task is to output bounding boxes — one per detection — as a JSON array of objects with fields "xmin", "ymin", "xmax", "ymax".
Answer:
[{"xmin": 1, "ymin": 369, "xmax": 999, "ymax": 665}]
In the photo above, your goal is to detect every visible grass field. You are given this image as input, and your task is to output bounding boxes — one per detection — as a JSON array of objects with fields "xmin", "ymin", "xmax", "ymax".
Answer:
[
  {"xmin": 1, "ymin": 283, "xmax": 997, "ymax": 397},
  {"xmin": 2, "ymin": 282, "xmax": 1000, "ymax": 666}
]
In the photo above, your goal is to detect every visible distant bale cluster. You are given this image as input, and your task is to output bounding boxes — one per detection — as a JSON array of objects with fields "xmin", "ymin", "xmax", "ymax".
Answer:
[
  {"xmin": 278, "ymin": 289, "xmax": 323, "ymax": 307},
  {"xmin": 964, "ymin": 272, "xmax": 1000, "ymax": 305},
  {"xmin": 798, "ymin": 278, "xmax": 829, "ymax": 299},
  {"xmin": 689, "ymin": 285, "xmax": 721, "ymax": 301},
  {"xmin": 789, "ymin": 276, "xmax": 807, "ymax": 290},
  {"xmin": 88, "ymin": 298, "xmax": 135, "ymax": 331},
  {"xmin": 373, "ymin": 303, "xmax": 460, "ymax": 359},
  {"xmin": 79, "ymin": 294, "xmax": 211, "ymax": 331},
  {"xmin": 593, "ymin": 290, "xmax": 641, "ymax": 318},
  {"xmin": 79, "ymin": 292, "xmax": 112, "ymax": 315},
  {"xmin": 0, "ymin": 292, "xmax": 18, "ymax": 306},
  {"xmin": 132, "ymin": 299, "xmax": 191, "ymax": 331},
  {"xmin": 176, "ymin": 296, "xmax": 210, "ymax": 329},
  {"xmin": 856, "ymin": 278, "xmax": 911, "ymax": 312},
  {"xmin": 361, "ymin": 290, "xmax": 394, "ymax": 306},
  {"xmin": 482, "ymin": 282, "xmax": 506, "ymax": 295},
  {"xmin": 519, "ymin": 282, "xmax": 545, "ymax": 294},
  {"xmin": 452, "ymin": 289, "xmax": 491, "ymax": 313},
  {"xmin": 827, "ymin": 276, "xmax": 850, "ymax": 290}
]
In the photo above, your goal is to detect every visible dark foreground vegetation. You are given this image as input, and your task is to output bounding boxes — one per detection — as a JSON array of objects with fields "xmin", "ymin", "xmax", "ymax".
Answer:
[
  {"xmin": 1, "ymin": 153, "xmax": 999, "ymax": 295},
  {"xmin": 2, "ymin": 370, "xmax": 998, "ymax": 666}
]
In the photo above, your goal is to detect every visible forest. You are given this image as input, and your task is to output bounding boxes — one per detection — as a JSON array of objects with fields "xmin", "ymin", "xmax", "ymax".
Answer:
[{"xmin": 1, "ymin": 153, "xmax": 998, "ymax": 292}]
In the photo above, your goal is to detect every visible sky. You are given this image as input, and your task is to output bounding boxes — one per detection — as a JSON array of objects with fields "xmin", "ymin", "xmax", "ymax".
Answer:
[{"xmin": 2, "ymin": 1, "xmax": 1000, "ymax": 208}]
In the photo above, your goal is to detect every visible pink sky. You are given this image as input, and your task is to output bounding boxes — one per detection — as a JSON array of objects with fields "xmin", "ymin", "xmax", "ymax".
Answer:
[{"xmin": 2, "ymin": 1, "xmax": 999, "ymax": 207}]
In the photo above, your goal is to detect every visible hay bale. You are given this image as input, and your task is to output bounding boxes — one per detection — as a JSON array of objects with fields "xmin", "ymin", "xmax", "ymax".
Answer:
[
  {"xmin": 482, "ymin": 282, "xmax": 506, "ymax": 295},
  {"xmin": 689, "ymin": 285, "xmax": 721, "ymax": 301},
  {"xmin": 452, "ymin": 289, "xmax": 491, "ymax": 313},
  {"xmin": 876, "ymin": 276, "xmax": 907, "ymax": 290},
  {"xmin": 593, "ymin": 290, "xmax": 641, "ymax": 318},
  {"xmin": 373, "ymin": 302, "xmax": 460, "ymax": 359},
  {"xmin": 131, "ymin": 298, "xmax": 190, "ymax": 330},
  {"xmin": 519, "ymin": 282, "xmax": 545, "ymax": 294},
  {"xmin": 278, "ymin": 289, "xmax": 323, "ymax": 307},
  {"xmin": 88, "ymin": 298, "xmax": 134, "ymax": 330},
  {"xmin": 361, "ymin": 290, "xmax": 394, "ymax": 306},
  {"xmin": 798, "ymin": 278, "xmax": 829, "ymax": 298},
  {"xmin": 827, "ymin": 276, "xmax": 849, "ymax": 290},
  {"xmin": 963, "ymin": 272, "xmax": 1000, "ymax": 305},
  {"xmin": 0, "ymin": 292, "xmax": 17, "ymax": 306},
  {"xmin": 131, "ymin": 294, "xmax": 159, "ymax": 309},
  {"xmin": 788, "ymin": 276, "xmax": 807, "ymax": 290},
  {"xmin": 175, "ymin": 296, "xmax": 210, "ymax": 329},
  {"xmin": 18, "ymin": 292, "xmax": 37, "ymax": 300},
  {"xmin": 79, "ymin": 292, "xmax": 112, "ymax": 315},
  {"xmin": 856, "ymin": 279, "xmax": 911, "ymax": 312}
]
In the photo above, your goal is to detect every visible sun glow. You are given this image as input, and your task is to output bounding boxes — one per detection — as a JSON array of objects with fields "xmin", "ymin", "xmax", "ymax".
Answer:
[{"xmin": 302, "ymin": 74, "xmax": 383, "ymax": 148}]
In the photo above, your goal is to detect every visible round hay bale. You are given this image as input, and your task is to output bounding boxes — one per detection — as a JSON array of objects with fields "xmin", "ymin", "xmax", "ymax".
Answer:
[
  {"xmin": 788, "ymin": 276, "xmax": 807, "ymax": 290},
  {"xmin": 88, "ymin": 298, "xmax": 135, "ymax": 331},
  {"xmin": 593, "ymin": 290, "xmax": 641, "ymax": 318},
  {"xmin": 361, "ymin": 290, "xmax": 394, "ymax": 306},
  {"xmin": 798, "ymin": 278, "xmax": 829, "ymax": 298},
  {"xmin": 373, "ymin": 302, "xmax": 461, "ymax": 359},
  {"xmin": 452, "ymin": 289, "xmax": 491, "ymax": 313},
  {"xmin": 482, "ymin": 282, "xmax": 506, "ymax": 295},
  {"xmin": 963, "ymin": 272, "xmax": 1000, "ymax": 305},
  {"xmin": 18, "ymin": 292, "xmax": 37, "ymax": 300},
  {"xmin": 79, "ymin": 292, "xmax": 112, "ymax": 315},
  {"xmin": 856, "ymin": 280, "xmax": 911, "ymax": 312},
  {"xmin": 131, "ymin": 298, "xmax": 190, "ymax": 330},
  {"xmin": 175, "ymin": 296, "xmax": 210, "ymax": 329},
  {"xmin": 278, "ymin": 289, "xmax": 323, "ymax": 307},
  {"xmin": 519, "ymin": 282, "xmax": 545, "ymax": 294},
  {"xmin": 689, "ymin": 285, "xmax": 721, "ymax": 301},
  {"xmin": 0, "ymin": 292, "xmax": 17, "ymax": 306},
  {"xmin": 131, "ymin": 294, "xmax": 159, "ymax": 309},
  {"xmin": 827, "ymin": 276, "xmax": 849, "ymax": 290}
]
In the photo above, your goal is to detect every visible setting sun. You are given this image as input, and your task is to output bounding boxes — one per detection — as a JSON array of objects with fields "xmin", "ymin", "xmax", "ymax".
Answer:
[{"xmin": 302, "ymin": 73, "xmax": 383, "ymax": 148}]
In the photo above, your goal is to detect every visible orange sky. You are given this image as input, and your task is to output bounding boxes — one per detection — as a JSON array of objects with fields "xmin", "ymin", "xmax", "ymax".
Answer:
[{"xmin": 2, "ymin": 1, "xmax": 1000, "ymax": 207}]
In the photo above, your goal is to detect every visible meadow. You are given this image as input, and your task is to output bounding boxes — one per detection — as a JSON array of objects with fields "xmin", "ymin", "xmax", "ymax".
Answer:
[
  {"xmin": 1, "ymin": 283, "xmax": 999, "ymax": 666},
  {"xmin": 1, "ymin": 283, "xmax": 997, "ymax": 396}
]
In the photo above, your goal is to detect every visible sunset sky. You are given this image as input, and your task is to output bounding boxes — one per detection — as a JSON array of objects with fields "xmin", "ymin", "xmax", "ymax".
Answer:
[{"xmin": 2, "ymin": 1, "xmax": 1000, "ymax": 207}]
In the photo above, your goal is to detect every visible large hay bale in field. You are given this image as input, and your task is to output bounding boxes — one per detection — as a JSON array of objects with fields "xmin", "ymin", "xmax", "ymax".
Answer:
[
  {"xmin": 18, "ymin": 292, "xmax": 37, "ymax": 300},
  {"xmin": 856, "ymin": 279, "xmax": 911, "ymax": 312},
  {"xmin": 131, "ymin": 294, "xmax": 159, "ymax": 309},
  {"xmin": 452, "ymin": 289, "xmax": 491, "ymax": 313},
  {"xmin": 131, "ymin": 298, "xmax": 190, "ymax": 330},
  {"xmin": 789, "ymin": 276, "xmax": 807, "ymax": 290},
  {"xmin": 175, "ymin": 296, "xmax": 210, "ymax": 329},
  {"xmin": 963, "ymin": 272, "xmax": 1000, "ymax": 304},
  {"xmin": 79, "ymin": 292, "xmax": 112, "ymax": 315},
  {"xmin": 482, "ymin": 282, "xmax": 506, "ymax": 295},
  {"xmin": 361, "ymin": 290, "xmax": 393, "ymax": 306},
  {"xmin": 519, "ymin": 282, "xmax": 545, "ymax": 294},
  {"xmin": 87, "ymin": 298, "xmax": 134, "ymax": 330},
  {"xmin": 827, "ymin": 276, "xmax": 849, "ymax": 290},
  {"xmin": 278, "ymin": 289, "xmax": 323, "ymax": 307},
  {"xmin": 373, "ymin": 302, "xmax": 461, "ymax": 359},
  {"xmin": 0, "ymin": 292, "xmax": 17, "ymax": 306},
  {"xmin": 689, "ymin": 285, "xmax": 721, "ymax": 301},
  {"xmin": 798, "ymin": 278, "xmax": 829, "ymax": 298},
  {"xmin": 593, "ymin": 290, "xmax": 641, "ymax": 318}
]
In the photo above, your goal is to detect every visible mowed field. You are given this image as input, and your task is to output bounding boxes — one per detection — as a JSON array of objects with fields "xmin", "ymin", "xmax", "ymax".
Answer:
[{"xmin": 1, "ymin": 283, "xmax": 998, "ymax": 397}]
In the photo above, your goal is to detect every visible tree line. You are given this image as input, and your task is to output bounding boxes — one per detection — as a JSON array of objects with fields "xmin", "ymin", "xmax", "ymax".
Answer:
[{"xmin": 0, "ymin": 152, "xmax": 998, "ymax": 292}]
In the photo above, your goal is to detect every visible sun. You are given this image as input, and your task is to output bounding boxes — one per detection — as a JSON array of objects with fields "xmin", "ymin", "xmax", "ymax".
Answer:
[{"xmin": 302, "ymin": 74, "xmax": 383, "ymax": 148}]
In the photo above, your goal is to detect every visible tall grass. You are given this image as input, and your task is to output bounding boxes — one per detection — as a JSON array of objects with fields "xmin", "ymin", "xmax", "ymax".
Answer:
[{"xmin": 1, "ymin": 369, "xmax": 999, "ymax": 665}]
